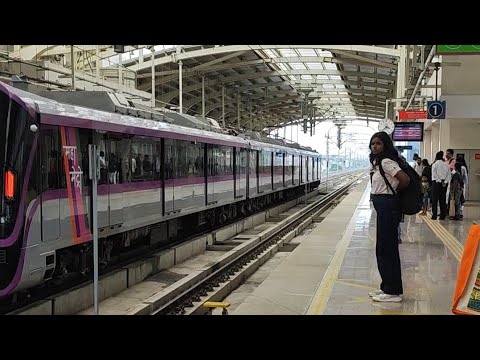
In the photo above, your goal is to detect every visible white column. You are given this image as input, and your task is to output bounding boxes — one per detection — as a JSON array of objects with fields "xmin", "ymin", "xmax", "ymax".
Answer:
[
  {"xmin": 202, "ymin": 76, "xmax": 205, "ymax": 117},
  {"xmin": 395, "ymin": 45, "xmax": 407, "ymax": 117},
  {"xmin": 423, "ymin": 129, "xmax": 432, "ymax": 161},
  {"xmin": 431, "ymin": 121, "xmax": 440, "ymax": 156},
  {"xmin": 151, "ymin": 48, "xmax": 155, "ymax": 108},
  {"xmin": 179, "ymin": 60, "xmax": 183, "ymax": 114},
  {"xmin": 237, "ymin": 94, "xmax": 241, "ymax": 130},
  {"xmin": 439, "ymin": 118, "xmax": 450, "ymax": 152},
  {"xmin": 222, "ymin": 86, "xmax": 225, "ymax": 128},
  {"xmin": 70, "ymin": 46, "xmax": 75, "ymax": 90},
  {"xmin": 95, "ymin": 45, "xmax": 100, "ymax": 83},
  {"xmin": 139, "ymin": 48, "xmax": 143, "ymax": 64},
  {"xmin": 118, "ymin": 66, "xmax": 123, "ymax": 93}
]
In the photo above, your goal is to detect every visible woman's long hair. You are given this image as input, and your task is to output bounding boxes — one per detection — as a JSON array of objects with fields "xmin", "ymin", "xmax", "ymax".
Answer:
[
  {"xmin": 369, "ymin": 131, "xmax": 400, "ymax": 166},
  {"xmin": 421, "ymin": 159, "xmax": 430, "ymax": 167},
  {"xmin": 457, "ymin": 155, "xmax": 468, "ymax": 173}
]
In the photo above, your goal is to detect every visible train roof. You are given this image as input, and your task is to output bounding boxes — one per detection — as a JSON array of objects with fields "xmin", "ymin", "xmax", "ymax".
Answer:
[{"xmin": 0, "ymin": 81, "xmax": 318, "ymax": 155}]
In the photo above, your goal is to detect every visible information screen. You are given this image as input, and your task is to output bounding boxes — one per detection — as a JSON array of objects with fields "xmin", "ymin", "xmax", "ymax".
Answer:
[{"xmin": 392, "ymin": 122, "xmax": 424, "ymax": 142}]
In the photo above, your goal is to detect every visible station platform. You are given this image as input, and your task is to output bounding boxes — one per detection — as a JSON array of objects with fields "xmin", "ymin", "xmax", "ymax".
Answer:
[{"xmin": 229, "ymin": 178, "xmax": 477, "ymax": 315}]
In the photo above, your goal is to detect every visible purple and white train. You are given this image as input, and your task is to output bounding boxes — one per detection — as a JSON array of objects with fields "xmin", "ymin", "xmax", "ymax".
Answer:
[{"xmin": 0, "ymin": 81, "xmax": 322, "ymax": 299}]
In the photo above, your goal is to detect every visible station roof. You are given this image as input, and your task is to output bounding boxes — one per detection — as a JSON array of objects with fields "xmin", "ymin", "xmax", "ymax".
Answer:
[
  {"xmin": 122, "ymin": 45, "xmax": 406, "ymax": 131},
  {"xmin": 5, "ymin": 45, "xmax": 433, "ymax": 132}
]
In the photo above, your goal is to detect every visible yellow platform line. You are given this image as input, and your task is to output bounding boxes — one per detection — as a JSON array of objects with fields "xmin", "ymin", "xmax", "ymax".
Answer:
[
  {"xmin": 306, "ymin": 226, "xmax": 354, "ymax": 315},
  {"xmin": 423, "ymin": 215, "xmax": 463, "ymax": 259},
  {"xmin": 425, "ymin": 215, "xmax": 464, "ymax": 252},
  {"xmin": 422, "ymin": 215, "xmax": 464, "ymax": 261}
]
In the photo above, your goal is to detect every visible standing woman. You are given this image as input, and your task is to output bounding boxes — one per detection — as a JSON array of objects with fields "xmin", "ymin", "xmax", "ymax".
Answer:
[{"xmin": 369, "ymin": 132, "xmax": 410, "ymax": 302}]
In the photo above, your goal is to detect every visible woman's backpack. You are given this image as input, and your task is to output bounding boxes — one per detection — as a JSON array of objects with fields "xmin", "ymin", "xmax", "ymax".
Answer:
[{"xmin": 378, "ymin": 159, "xmax": 423, "ymax": 215}]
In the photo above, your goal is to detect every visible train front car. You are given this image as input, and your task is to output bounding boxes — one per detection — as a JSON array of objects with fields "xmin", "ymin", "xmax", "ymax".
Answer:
[{"xmin": 0, "ymin": 83, "xmax": 40, "ymax": 299}]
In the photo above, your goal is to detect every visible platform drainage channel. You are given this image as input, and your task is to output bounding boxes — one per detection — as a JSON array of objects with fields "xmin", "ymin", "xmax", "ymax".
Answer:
[{"xmin": 279, "ymin": 243, "xmax": 300, "ymax": 252}]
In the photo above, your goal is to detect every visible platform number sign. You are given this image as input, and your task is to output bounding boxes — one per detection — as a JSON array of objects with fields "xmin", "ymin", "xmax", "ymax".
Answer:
[{"xmin": 427, "ymin": 100, "xmax": 446, "ymax": 119}]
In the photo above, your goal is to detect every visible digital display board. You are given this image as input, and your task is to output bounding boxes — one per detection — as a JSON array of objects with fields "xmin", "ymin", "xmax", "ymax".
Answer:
[{"xmin": 392, "ymin": 122, "xmax": 424, "ymax": 142}]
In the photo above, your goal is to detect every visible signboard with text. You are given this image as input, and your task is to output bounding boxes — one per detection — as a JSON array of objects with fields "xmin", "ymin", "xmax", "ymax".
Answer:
[
  {"xmin": 398, "ymin": 110, "xmax": 427, "ymax": 120},
  {"xmin": 392, "ymin": 122, "xmax": 424, "ymax": 142}
]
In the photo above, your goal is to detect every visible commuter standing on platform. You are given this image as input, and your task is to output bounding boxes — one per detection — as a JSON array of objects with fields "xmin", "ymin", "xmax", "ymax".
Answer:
[
  {"xmin": 368, "ymin": 132, "xmax": 410, "ymax": 302},
  {"xmin": 431, "ymin": 151, "xmax": 451, "ymax": 220}
]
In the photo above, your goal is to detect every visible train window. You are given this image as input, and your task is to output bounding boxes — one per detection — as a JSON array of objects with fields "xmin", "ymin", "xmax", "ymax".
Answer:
[
  {"xmin": 175, "ymin": 141, "xmax": 187, "ymax": 178},
  {"xmin": 165, "ymin": 139, "xmax": 174, "ymax": 180},
  {"xmin": 249, "ymin": 150, "xmax": 257, "ymax": 175},
  {"xmin": 207, "ymin": 145, "xmax": 215, "ymax": 176},
  {"xmin": 219, "ymin": 146, "xmax": 233, "ymax": 176},
  {"xmin": 259, "ymin": 151, "xmax": 271, "ymax": 175},
  {"xmin": 94, "ymin": 132, "xmax": 108, "ymax": 185},
  {"xmin": 174, "ymin": 140, "xmax": 204, "ymax": 179},
  {"xmin": 41, "ymin": 127, "xmax": 62, "ymax": 191},
  {"xmin": 274, "ymin": 152, "xmax": 283, "ymax": 176},
  {"xmin": 154, "ymin": 140, "xmax": 161, "ymax": 180},
  {"xmin": 107, "ymin": 134, "xmax": 137, "ymax": 184},
  {"xmin": 207, "ymin": 145, "xmax": 233, "ymax": 177},
  {"xmin": 236, "ymin": 148, "xmax": 247, "ymax": 175},
  {"xmin": 131, "ymin": 136, "xmax": 157, "ymax": 182},
  {"xmin": 185, "ymin": 142, "xmax": 204, "ymax": 178}
]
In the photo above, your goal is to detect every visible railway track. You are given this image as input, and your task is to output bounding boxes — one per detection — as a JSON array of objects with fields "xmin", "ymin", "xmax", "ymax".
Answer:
[{"xmin": 152, "ymin": 173, "xmax": 364, "ymax": 315}]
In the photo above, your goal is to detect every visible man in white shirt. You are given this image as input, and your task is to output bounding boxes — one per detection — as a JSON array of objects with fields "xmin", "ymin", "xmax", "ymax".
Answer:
[
  {"xmin": 431, "ymin": 151, "xmax": 451, "ymax": 220},
  {"xmin": 413, "ymin": 157, "xmax": 424, "ymax": 177},
  {"xmin": 445, "ymin": 149, "xmax": 456, "ymax": 171}
]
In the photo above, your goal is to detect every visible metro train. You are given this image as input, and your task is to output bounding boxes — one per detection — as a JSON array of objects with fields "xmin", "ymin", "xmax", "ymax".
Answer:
[{"xmin": 0, "ymin": 81, "xmax": 322, "ymax": 299}]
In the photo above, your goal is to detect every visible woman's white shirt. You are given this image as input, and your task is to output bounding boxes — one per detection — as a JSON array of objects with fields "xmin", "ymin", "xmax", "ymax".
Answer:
[
  {"xmin": 461, "ymin": 166, "xmax": 468, "ymax": 185},
  {"xmin": 370, "ymin": 158, "xmax": 401, "ymax": 195}
]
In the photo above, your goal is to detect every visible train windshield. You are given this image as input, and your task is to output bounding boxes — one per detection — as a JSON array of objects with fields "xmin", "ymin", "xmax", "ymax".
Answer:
[
  {"xmin": 0, "ymin": 90, "xmax": 9, "ymax": 207},
  {"xmin": 0, "ymin": 89, "xmax": 32, "ymax": 237}
]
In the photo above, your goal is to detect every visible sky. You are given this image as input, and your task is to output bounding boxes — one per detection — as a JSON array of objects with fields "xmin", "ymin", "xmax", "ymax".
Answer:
[{"xmin": 271, "ymin": 120, "xmax": 377, "ymax": 160}]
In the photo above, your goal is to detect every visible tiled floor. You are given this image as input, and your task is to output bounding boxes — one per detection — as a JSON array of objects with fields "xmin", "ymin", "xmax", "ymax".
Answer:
[
  {"xmin": 230, "ymin": 180, "xmax": 471, "ymax": 315},
  {"xmin": 323, "ymin": 192, "xmax": 460, "ymax": 315}
]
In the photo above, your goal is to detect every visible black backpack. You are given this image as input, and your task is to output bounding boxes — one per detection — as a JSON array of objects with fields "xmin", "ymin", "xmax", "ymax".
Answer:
[{"xmin": 378, "ymin": 158, "xmax": 423, "ymax": 215}]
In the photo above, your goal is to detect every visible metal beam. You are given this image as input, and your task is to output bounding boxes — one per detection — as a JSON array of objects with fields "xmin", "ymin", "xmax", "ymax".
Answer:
[
  {"xmin": 271, "ymin": 56, "xmax": 397, "ymax": 69},
  {"xmin": 275, "ymin": 70, "xmax": 395, "ymax": 81},
  {"xmin": 330, "ymin": 49, "xmax": 397, "ymax": 69},
  {"xmin": 162, "ymin": 77, "xmax": 394, "ymax": 102},
  {"xmin": 127, "ymin": 45, "xmax": 400, "ymax": 73},
  {"xmin": 140, "ymin": 67, "xmax": 395, "ymax": 92},
  {"xmin": 318, "ymin": 88, "xmax": 391, "ymax": 97},
  {"xmin": 136, "ymin": 58, "xmax": 264, "ymax": 78}
]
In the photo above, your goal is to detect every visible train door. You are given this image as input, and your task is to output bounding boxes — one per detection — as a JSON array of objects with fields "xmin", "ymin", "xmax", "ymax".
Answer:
[
  {"xmin": 40, "ymin": 126, "xmax": 61, "ymax": 243},
  {"xmin": 106, "ymin": 134, "xmax": 124, "ymax": 225},
  {"xmin": 206, "ymin": 144, "xmax": 215, "ymax": 205},
  {"xmin": 300, "ymin": 155, "xmax": 303, "ymax": 184},
  {"xmin": 164, "ymin": 139, "xmax": 175, "ymax": 214},
  {"xmin": 235, "ymin": 147, "xmax": 247, "ymax": 199},
  {"xmin": 247, "ymin": 150, "xmax": 257, "ymax": 198},
  {"xmin": 93, "ymin": 132, "xmax": 109, "ymax": 228}
]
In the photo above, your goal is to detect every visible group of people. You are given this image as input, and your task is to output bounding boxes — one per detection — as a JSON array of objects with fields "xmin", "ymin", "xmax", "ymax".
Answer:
[
  {"xmin": 413, "ymin": 149, "xmax": 468, "ymax": 221},
  {"xmin": 367, "ymin": 132, "xmax": 470, "ymax": 303}
]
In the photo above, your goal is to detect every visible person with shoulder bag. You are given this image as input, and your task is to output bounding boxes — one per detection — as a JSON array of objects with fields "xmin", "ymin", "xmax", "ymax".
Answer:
[{"xmin": 368, "ymin": 132, "xmax": 410, "ymax": 303}]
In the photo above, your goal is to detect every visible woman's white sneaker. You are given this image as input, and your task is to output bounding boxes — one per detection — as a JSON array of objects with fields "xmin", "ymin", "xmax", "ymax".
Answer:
[
  {"xmin": 372, "ymin": 293, "xmax": 402, "ymax": 302},
  {"xmin": 368, "ymin": 289, "xmax": 384, "ymax": 297}
]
